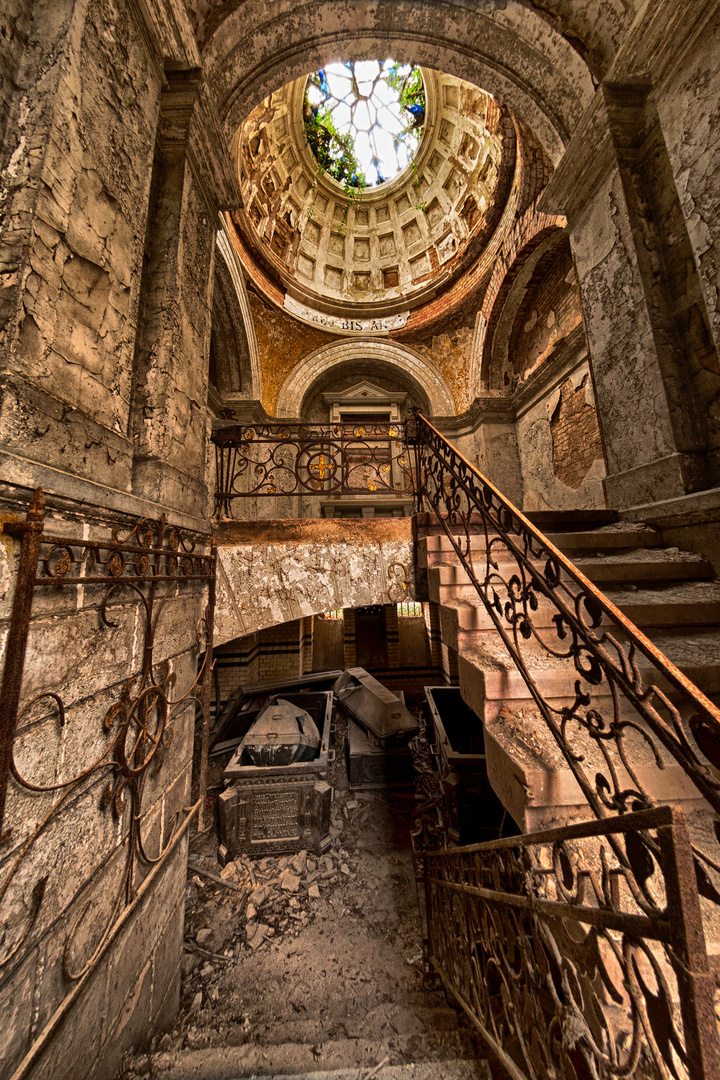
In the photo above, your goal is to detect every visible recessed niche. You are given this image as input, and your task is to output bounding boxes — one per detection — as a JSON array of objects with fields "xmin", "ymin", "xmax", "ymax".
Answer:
[
  {"xmin": 297, "ymin": 253, "xmax": 315, "ymax": 279},
  {"xmin": 333, "ymin": 203, "xmax": 345, "ymax": 221},
  {"xmin": 459, "ymin": 133, "xmax": 479, "ymax": 160},
  {"xmin": 324, "ymin": 265, "xmax": 343, "ymax": 290},
  {"xmin": 443, "ymin": 84, "xmax": 459, "ymax": 109},
  {"xmin": 428, "ymin": 150, "xmax": 444, "ymax": 175},
  {"xmin": 273, "ymin": 115, "xmax": 287, "ymax": 138},
  {"xmin": 383, "ymin": 266, "xmax": 400, "ymax": 288},
  {"xmin": 439, "ymin": 119, "xmax": 455, "ymax": 146},
  {"xmin": 443, "ymin": 169, "xmax": 463, "ymax": 203},
  {"xmin": 354, "ymin": 238, "xmax": 370, "ymax": 261},
  {"xmin": 375, "ymin": 205, "xmax": 391, "ymax": 224},
  {"xmin": 425, "ymin": 198, "xmax": 444, "ymax": 229},
  {"xmin": 328, "ymin": 233, "xmax": 345, "ymax": 257},
  {"xmin": 315, "ymin": 194, "xmax": 328, "ymax": 214},
  {"xmin": 410, "ymin": 252, "xmax": 430, "ymax": 280},
  {"xmin": 438, "ymin": 233, "xmax": 457, "ymax": 264},
  {"xmin": 402, "ymin": 219, "xmax": 422, "ymax": 247},
  {"xmin": 395, "ymin": 193, "xmax": 412, "ymax": 215},
  {"xmin": 353, "ymin": 271, "xmax": 372, "ymax": 292},
  {"xmin": 379, "ymin": 232, "xmax": 397, "ymax": 257},
  {"xmin": 355, "ymin": 208, "xmax": 369, "ymax": 226},
  {"xmin": 304, "ymin": 220, "xmax": 321, "ymax": 247},
  {"xmin": 282, "ymin": 147, "xmax": 297, "ymax": 170}
]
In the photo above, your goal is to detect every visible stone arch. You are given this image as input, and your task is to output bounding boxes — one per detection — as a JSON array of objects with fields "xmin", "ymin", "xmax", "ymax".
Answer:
[
  {"xmin": 214, "ymin": 223, "xmax": 262, "ymax": 400},
  {"xmin": 193, "ymin": 0, "xmax": 632, "ymax": 83},
  {"xmin": 470, "ymin": 205, "xmax": 567, "ymax": 395},
  {"xmin": 274, "ymin": 339, "xmax": 456, "ymax": 418},
  {"xmin": 202, "ymin": 1, "xmax": 597, "ymax": 164}
]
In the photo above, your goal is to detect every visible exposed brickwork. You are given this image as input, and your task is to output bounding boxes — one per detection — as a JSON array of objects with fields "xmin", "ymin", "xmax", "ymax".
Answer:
[
  {"xmin": 302, "ymin": 615, "xmax": 314, "ymax": 673},
  {"xmin": 550, "ymin": 376, "xmax": 604, "ymax": 489},
  {"xmin": 475, "ymin": 201, "xmax": 567, "ymax": 393},
  {"xmin": 385, "ymin": 603, "xmax": 400, "ymax": 666},
  {"xmin": 506, "ymin": 241, "xmax": 583, "ymax": 389},
  {"xmin": 257, "ymin": 618, "xmax": 304, "ymax": 682}
]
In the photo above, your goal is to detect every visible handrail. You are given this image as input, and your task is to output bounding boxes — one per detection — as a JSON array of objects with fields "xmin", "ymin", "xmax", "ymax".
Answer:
[
  {"xmin": 407, "ymin": 409, "xmax": 720, "ymax": 879},
  {"xmin": 212, "ymin": 419, "xmax": 414, "ymax": 516},
  {"xmin": 411, "ymin": 804, "xmax": 720, "ymax": 1080}
]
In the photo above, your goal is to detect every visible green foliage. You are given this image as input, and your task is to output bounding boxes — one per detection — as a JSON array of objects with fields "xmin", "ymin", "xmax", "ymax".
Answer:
[
  {"xmin": 387, "ymin": 63, "xmax": 425, "ymax": 112},
  {"xmin": 304, "ymin": 90, "xmax": 367, "ymax": 189}
]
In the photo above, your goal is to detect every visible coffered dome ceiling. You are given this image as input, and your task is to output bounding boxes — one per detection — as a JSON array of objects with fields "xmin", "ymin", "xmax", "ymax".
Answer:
[{"xmin": 228, "ymin": 67, "xmax": 519, "ymax": 325}]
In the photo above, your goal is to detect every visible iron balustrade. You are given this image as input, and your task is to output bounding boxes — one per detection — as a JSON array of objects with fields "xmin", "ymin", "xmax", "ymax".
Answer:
[
  {"xmin": 406, "ymin": 410, "xmax": 720, "ymax": 888},
  {"xmin": 403, "ymin": 409, "xmax": 720, "ymax": 1077},
  {"xmin": 412, "ymin": 806, "xmax": 720, "ymax": 1080},
  {"xmin": 0, "ymin": 490, "xmax": 216, "ymax": 1062},
  {"xmin": 212, "ymin": 420, "xmax": 414, "ymax": 516}
]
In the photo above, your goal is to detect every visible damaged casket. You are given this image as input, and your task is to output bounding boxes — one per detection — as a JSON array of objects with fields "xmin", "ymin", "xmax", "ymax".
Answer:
[
  {"xmin": 346, "ymin": 691, "xmax": 415, "ymax": 790},
  {"xmin": 218, "ymin": 691, "xmax": 333, "ymax": 859},
  {"xmin": 334, "ymin": 668, "xmax": 419, "ymax": 749},
  {"xmin": 424, "ymin": 686, "xmax": 512, "ymax": 844}
]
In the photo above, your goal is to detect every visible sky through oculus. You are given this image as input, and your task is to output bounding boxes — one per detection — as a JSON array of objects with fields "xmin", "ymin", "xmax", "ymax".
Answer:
[{"xmin": 303, "ymin": 60, "xmax": 425, "ymax": 188}]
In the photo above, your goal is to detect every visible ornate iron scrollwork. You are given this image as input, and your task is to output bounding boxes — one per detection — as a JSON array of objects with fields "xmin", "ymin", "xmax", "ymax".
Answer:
[
  {"xmin": 0, "ymin": 490, "xmax": 216, "ymax": 992},
  {"xmin": 212, "ymin": 420, "xmax": 415, "ymax": 516},
  {"xmin": 412, "ymin": 807, "xmax": 720, "ymax": 1080}
]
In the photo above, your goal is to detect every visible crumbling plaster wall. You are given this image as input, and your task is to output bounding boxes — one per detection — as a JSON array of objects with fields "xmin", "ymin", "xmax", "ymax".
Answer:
[
  {"xmin": 0, "ymin": 0, "xmax": 163, "ymax": 489},
  {"xmin": 215, "ymin": 519, "xmax": 415, "ymax": 646},
  {"xmin": 656, "ymin": 11, "xmax": 720, "ymax": 361},
  {"xmin": 517, "ymin": 363, "xmax": 606, "ymax": 511},
  {"xmin": 0, "ymin": 494, "xmax": 208, "ymax": 1080},
  {"xmin": 0, "ymin": 2, "xmax": 220, "ymax": 1078}
]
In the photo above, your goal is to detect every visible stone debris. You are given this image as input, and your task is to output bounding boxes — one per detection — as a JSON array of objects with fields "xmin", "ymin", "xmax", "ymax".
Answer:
[{"xmin": 182, "ymin": 788, "xmax": 372, "ymax": 990}]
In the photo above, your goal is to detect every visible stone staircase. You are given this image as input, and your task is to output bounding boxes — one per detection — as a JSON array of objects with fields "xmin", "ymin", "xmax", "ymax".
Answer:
[
  {"xmin": 418, "ymin": 511, "xmax": 720, "ymax": 832},
  {"xmin": 121, "ymin": 782, "xmax": 492, "ymax": 1080}
]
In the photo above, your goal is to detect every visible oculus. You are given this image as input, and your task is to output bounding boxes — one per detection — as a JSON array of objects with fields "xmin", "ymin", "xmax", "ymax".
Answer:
[{"xmin": 303, "ymin": 60, "xmax": 425, "ymax": 188}]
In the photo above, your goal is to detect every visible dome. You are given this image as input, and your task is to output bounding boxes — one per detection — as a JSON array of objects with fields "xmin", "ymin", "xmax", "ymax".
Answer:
[{"xmin": 229, "ymin": 67, "xmax": 517, "ymax": 324}]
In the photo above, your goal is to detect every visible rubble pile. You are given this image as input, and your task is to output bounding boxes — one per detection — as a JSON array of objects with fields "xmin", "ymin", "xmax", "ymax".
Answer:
[{"xmin": 181, "ymin": 793, "xmax": 370, "ymax": 1010}]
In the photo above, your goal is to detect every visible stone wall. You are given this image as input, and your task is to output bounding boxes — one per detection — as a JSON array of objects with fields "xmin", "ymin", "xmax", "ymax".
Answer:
[
  {"xmin": 517, "ymin": 362, "xmax": 606, "ymax": 511},
  {"xmin": 215, "ymin": 518, "xmax": 415, "ymax": 647},
  {"xmin": 0, "ymin": 491, "xmax": 207, "ymax": 1080},
  {"xmin": 0, "ymin": 1, "xmax": 228, "ymax": 1077}
]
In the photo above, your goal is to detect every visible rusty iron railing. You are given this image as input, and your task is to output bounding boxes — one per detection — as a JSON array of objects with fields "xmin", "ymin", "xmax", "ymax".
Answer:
[
  {"xmin": 407, "ymin": 410, "xmax": 720, "ymax": 892},
  {"xmin": 0, "ymin": 490, "xmax": 215, "ymax": 1026},
  {"xmin": 412, "ymin": 806, "xmax": 720, "ymax": 1080},
  {"xmin": 212, "ymin": 420, "xmax": 414, "ymax": 516}
]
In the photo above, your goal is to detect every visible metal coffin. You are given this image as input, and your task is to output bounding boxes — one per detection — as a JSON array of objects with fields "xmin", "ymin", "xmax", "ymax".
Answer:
[
  {"xmin": 243, "ymin": 698, "xmax": 320, "ymax": 767},
  {"xmin": 335, "ymin": 667, "xmax": 419, "ymax": 749},
  {"xmin": 218, "ymin": 691, "xmax": 333, "ymax": 858},
  {"xmin": 424, "ymin": 685, "xmax": 509, "ymax": 844},
  {"xmin": 346, "ymin": 690, "xmax": 415, "ymax": 790}
]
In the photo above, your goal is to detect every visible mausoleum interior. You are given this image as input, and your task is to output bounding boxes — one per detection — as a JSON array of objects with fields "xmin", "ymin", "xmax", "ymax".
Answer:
[{"xmin": 2, "ymin": 3, "xmax": 720, "ymax": 1079}]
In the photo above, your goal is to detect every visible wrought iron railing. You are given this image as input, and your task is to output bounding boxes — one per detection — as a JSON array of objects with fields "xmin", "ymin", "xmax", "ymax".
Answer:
[
  {"xmin": 212, "ymin": 420, "xmax": 414, "ymax": 516},
  {"xmin": 0, "ymin": 491, "xmax": 216, "ymax": 1077},
  {"xmin": 407, "ymin": 410, "xmax": 720, "ymax": 891},
  {"xmin": 412, "ymin": 806, "xmax": 720, "ymax": 1080}
]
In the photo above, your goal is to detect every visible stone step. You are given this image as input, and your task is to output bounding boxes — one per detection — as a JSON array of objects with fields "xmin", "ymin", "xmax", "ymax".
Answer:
[
  {"xmin": 426, "ymin": 552, "xmax": 714, "ymax": 603},
  {"xmin": 414, "ymin": 510, "xmax": 620, "ymax": 537},
  {"xmin": 225, "ymin": 1003, "xmax": 469, "ymax": 1047},
  {"xmin": 455, "ymin": 626, "xmax": 720, "ymax": 708},
  {"xmin": 418, "ymin": 528, "xmax": 664, "ymax": 568},
  {"xmin": 139, "ymin": 1042, "xmax": 490, "ymax": 1079},
  {"xmin": 436, "ymin": 581, "xmax": 720, "ymax": 643}
]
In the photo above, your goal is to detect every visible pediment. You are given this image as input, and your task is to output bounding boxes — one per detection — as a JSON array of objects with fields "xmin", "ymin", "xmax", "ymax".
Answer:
[{"xmin": 323, "ymin": 381, "xmax": 407, "ymax": 405}]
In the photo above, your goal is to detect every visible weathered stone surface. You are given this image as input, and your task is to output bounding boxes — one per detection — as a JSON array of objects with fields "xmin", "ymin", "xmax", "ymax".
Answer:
[{"xmin": 216, "ymin": 530, "xmax": 414, "ymax": 644}]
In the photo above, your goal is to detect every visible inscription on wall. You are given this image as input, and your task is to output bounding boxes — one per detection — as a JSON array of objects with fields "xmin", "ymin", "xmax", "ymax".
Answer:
[{"xmin": 284, "ymin": 294, "xmax": 409, "ymax": 334}]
